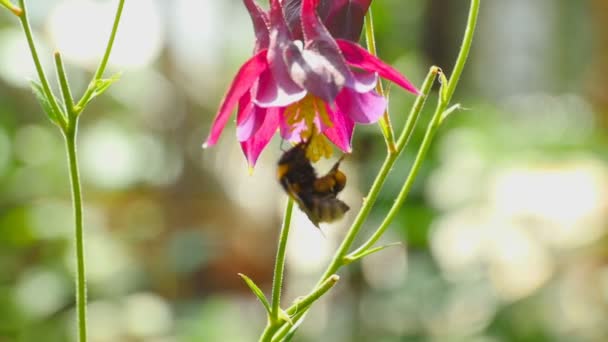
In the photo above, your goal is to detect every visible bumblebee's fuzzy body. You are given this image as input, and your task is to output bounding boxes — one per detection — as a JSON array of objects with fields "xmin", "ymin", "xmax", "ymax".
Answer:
[{"xmin": 277, "ymin": 141, "xmax": 349, "ymax": 227}]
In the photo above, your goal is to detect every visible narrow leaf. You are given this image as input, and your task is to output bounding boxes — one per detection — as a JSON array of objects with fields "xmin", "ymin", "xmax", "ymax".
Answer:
[
  {"xmin": 281, "ymin": 313, "xmax": 307, "ymax": 342},
  {"xmin": 29, "ymin": 80, "xmax": 63, "ymax": 126},
  {"xmin": 440, "ymin": 103, "xmax": 462, "ymax": 124},
  {"xmin": 238, "ymin": 273, "xmax": 271, "ymax": 315},
  {"xmin": 344, "ymin": 242, "xmax": 402, "ymax": 264},
  {"xmin": 279, "ymin": 309, "xmax": 293, "ymax": 326},
  {"xmin": 81, "ymin": 72, "xmax": 122, "ymax": 109}
]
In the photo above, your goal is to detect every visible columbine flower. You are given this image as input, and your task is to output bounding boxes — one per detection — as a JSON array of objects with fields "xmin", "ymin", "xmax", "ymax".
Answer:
[{"xmin": 203, "ymin": 0, "xmax": 419, "ymax": 168}]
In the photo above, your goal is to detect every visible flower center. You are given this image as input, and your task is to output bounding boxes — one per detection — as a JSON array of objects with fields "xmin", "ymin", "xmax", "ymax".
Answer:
[{"xmin": 284, "ymin": 94, "xmax": 333, "ymax": 162}]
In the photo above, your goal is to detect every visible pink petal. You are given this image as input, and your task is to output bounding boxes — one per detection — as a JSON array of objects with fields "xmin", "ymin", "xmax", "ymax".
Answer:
[
  {"xmin": 243, "ymin": 0, "xmax": 270, "ymax": 51},
  {"xmin": 336, "ymin": 39, "xmax": 420, "ymax": 95},
  {"xmin": 236, "ymin": 90, "xmax": 253, "ymax": 125},
  {"xmin": 267, "ymin": 0, "xmax": 305, "ymax": 100},
  {"xmin": 336, "ymin": 87, "xmax": 386, "ymax": 124},
  {"xmin": 255, "ymin": 68, "xmax": 306, "ymax": 107},
  {"xmin": 241, "ymin": 108, "xmax": 281, "ymax": 167},
  {"xmin": 348, "ymin": 69, "xmax": 378, "ymax": 93},
  {"xmin": 203, "ymin": 50, "xmax": 269, "ymax": 148},
  {"xmin": 322, "ymin": 0, "xmax": 372, "ymax": 42},
  {"xmin": 322, "ymin": 105, "xmax": 355, "ymax": 152},
  {"xmin": 237, "ymin": 103, "xmax": 266, "ymax": 142},
  {"xmin": 289, "ymin": 0, "xmax": 354, "ymax": 102}
]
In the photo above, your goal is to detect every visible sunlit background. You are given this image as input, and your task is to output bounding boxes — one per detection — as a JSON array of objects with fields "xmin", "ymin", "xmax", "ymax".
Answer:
[{"xmin": 1, "ymin": 0, "xmax": 607, "ymax": 341}]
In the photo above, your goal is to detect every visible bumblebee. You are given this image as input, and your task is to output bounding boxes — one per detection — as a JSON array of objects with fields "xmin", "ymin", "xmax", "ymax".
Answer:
[{"xmin": 277, "ymin": 141, "xmax": 350, "ymax": 227}]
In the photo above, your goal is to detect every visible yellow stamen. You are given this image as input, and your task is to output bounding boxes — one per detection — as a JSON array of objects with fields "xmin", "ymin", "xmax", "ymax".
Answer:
[
  {"xmin": 283, "ymin": 94, "xmax": 335, "ymax": 161},
  {"xmin": 306, "ymin": 132, "xmax": 333, "ymax": 162}
]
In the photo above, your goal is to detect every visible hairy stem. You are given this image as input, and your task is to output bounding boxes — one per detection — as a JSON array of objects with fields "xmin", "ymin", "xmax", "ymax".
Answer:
[
  {"xmin": 17, "ymin": 0, "xmax": 66, "ymax": 128},
  {"xmin": 271, "ymin": 198, "xmax": 294, "ymax": 322},
  {"xmin": 64, "ymin": 125, "xmax": 87, "ymax": 342}
]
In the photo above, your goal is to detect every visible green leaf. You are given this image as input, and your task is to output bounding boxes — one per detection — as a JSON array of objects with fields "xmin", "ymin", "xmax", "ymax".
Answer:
[
  {"xmin": 238, "ymin": 273, "xmax": 271, "ymax": 316},
  {"xmin": 344, "ymin": 242, "xmax": 402, "ymax": 264},
  {"xmin": 29, "ymin": 80, "xmax": 63, "ymax": 126},
  {"xmin": 79, "ymin": 72, "xmax": 121, "ymax": 110}
]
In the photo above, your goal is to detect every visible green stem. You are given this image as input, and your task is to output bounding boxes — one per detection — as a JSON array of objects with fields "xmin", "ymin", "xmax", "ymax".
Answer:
[
  {"xmin": 75, "ymin": 0, "xmax": 125, "ymax": 113},
  {"xmin": 54, "ymin": 52, "xmax": 75, "ymax": 117},
  {"xmin": 17, "ymin": 0, "xmax": 66, "ymax": 128},
  {"xmin": 365, "ymin": 8, "xmax": 396, "ymax": 151},
  {"xmin": 271, "ymin": 198, "xmax": 294, "ymax": 321},
  {"xmin": 1, "ymin": 0, "xmax": 22, "ymax": 16},
  {"xmin": 64, "ymin": 126, "xmax": 87, "ymax": 342},
  {"xmin": 445, "ymin": 0, "xmax": 480, "ymax": 102},
  {"xmin": 286, "ymin": 275, "xmax": 339, "ymax": 316},
  {"xmin": 259, "ymin": 199, "xmax": 294, "ymax": 342},
  {"xmin": 396, "ymin": 66, "xmax": 441, "ymax": 151},
  {"xmin": 269, "ymin": 275, "xmax": 339, "ymax": 342}
]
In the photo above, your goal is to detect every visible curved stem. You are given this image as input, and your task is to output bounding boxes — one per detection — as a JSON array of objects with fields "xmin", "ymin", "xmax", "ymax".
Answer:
[
  {"xmin": 271, "ymin": 198, "xmax": 294, "ymax": 321},
  {"xmin": 259, "ymin": 199, "xmax": 294, "ymax": 342},
  {"xmin": 445, "ymin": 0, "xmax": 480, "ymax": 102},
  {"xmin": 75, "ymin": 0, "xmax": 125, "ymax": 112},
  {"xmin": 65, "ymin": 125, "xmax": 87, "ymax": 342},
  {"xmin": 17, "ymin": 0, "xmax": 66, "ymax": 128}
]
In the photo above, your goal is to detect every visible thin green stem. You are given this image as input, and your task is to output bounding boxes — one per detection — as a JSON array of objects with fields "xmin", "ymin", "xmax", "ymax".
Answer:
[
  {"xmin": 75, "ymin": 0, "xmax": 125, "ymax": 113},
  {"xmin": 269, "ymin": 275, "xmax": 340, "ymax": 342},
  {"xmin": 396, "ymin": 66, "xmax": 440, "ymax": 151},
  {"xmin": 259, "ymin": 199, "xmax": 294, "ymax": 342},
  {"xmin": 1, "ymin": 0, "xmax": 22, "ymax": 16},
  {"xmin": 445, "ymin": 0, "xmax": 480, "ymax": 103},
  {"xmin": 54, "ymin": 52, "xmax": 75, "ymax": 117},
  {"xmin": 17, "ymin": 0, "xmax": 66, "ymax": 128},
  {"xmin": 271, "ymin": 198, "xmax": 294, "ymax": 321},
  {"xmin": 286, "ymin": 275, "xmax": 339, "ymax": 316},
  {"xmin": 365, "ymin": 8, "xmax": 396, "ymax": 151},
  {"xmin": 64, "ymin": 126, "xmax": 87, "ymax": 342},
  {"xmin": 260, "ymin": 323, "xmax": 279, "ymax": 342}
]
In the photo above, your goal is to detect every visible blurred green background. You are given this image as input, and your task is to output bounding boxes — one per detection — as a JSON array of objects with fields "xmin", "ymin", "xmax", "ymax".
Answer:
[{"xmin": 1, "ymin": 0, "xmax": 607, "ymax": 341}]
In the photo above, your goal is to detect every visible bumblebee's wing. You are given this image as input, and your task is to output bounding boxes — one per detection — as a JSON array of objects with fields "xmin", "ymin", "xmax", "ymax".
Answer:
[
  {"xmin": 283, "ymin": 183, "xmax": 321, "ymax": 227},
  {"xmin": 311, "ymin": 196, "xmax": 349, "ymax": 224}
]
